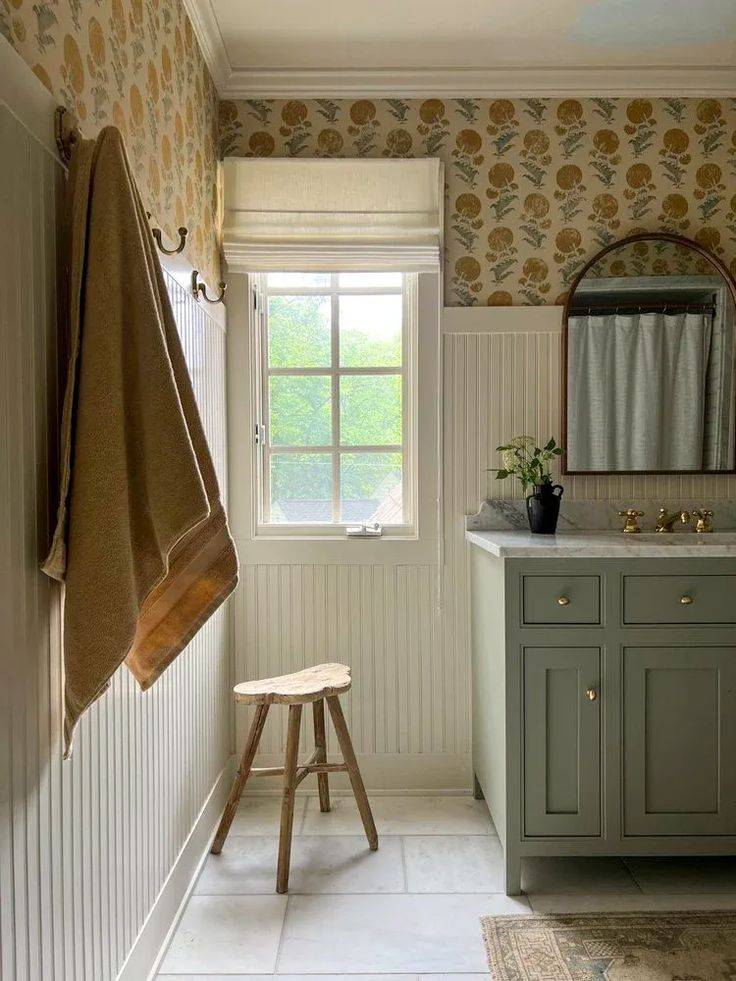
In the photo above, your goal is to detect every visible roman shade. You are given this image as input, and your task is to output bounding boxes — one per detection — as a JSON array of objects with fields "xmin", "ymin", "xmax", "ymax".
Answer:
[{"xmin": 222, "ymin": 157, "xmax": 444, "ymax": 271}]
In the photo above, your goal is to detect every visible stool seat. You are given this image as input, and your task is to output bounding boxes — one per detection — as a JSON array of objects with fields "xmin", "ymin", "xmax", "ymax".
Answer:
[{"xmin": 233, "ymin": 662, "xmax": 352, "ymax": 705}]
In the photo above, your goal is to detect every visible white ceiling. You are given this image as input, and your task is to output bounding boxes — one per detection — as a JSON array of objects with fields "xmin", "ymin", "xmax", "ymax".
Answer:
[{"xmin": 184, "ymin": 0, "xmax": 736, "ymax": 97}]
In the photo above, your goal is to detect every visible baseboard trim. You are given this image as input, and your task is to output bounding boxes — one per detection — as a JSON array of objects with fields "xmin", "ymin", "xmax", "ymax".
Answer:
[
  {"xmin": 116, "ymin": 757, "xmax": 235, "ymax": 981},
  {"xmin": 243, "ymin": 752, "xmax": 472, "ymax": 795}
]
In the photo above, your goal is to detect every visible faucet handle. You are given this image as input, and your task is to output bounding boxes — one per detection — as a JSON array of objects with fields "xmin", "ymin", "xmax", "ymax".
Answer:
[
  {"xmin": 692, "ymin": 508, "xmax": 714, "ymax": 533},
  {"xmin": 618, "ymin": 508, "xmax": 645, "ymax": 534}
]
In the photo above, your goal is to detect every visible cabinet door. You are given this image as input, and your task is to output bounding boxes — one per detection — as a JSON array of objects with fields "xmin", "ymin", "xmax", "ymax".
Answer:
[
  {"xmin": 524, "ymin": 647, "xmax": 601, "ymax": 837},
  {"xmin": 624, "ymin": 647, "xmax": 736, "ymax": 836}
]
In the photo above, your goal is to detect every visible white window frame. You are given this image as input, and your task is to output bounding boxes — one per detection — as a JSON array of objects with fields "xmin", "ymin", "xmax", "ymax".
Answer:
[{"xmin": 251, "ymin": 272, "xmax": 419, "ymax": 539}]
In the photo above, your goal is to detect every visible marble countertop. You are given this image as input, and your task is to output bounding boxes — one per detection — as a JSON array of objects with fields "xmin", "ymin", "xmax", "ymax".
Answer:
[{"xmin": 466, "ymin": 529, "xmax": 736, "ymax": 558}]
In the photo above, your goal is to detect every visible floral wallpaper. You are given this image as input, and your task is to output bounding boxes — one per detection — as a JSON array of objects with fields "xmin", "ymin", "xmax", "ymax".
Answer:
[
  {"xmin": 1, "ymin": 0, "xmax": 221, "ymax": 286},
  {"xmin": 221, "ymin": 97, "xmax": 736, "ymax": 305}
]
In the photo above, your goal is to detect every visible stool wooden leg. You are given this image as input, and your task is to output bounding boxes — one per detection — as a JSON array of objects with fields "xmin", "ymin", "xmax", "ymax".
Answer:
[
  {"xmin": 326, "ymin": 695, "xmax": 378, "ymax": 850},
  {"xmin": 276, "ymin": 703, "xmax": 302, "ymax": 893},
  {"xmin": 211, "ymin": 703, "xmax": 269, "ymax": 855},
  {"xmin": 312, "ymin": 699, "xmax": 330, "ymax": 812}
]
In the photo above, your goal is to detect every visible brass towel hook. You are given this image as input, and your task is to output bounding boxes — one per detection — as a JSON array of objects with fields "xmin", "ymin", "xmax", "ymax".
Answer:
[
  {"xmin": 146, "ymin": 213, "xmax": 188, "ymax": 255},
  {"xmin": 191, "ymin": 270, "xmax": 227, "ymax": 304},
  {"xmin": 54, "ymin": 106, "xmax": 79, "ymax": 165}
]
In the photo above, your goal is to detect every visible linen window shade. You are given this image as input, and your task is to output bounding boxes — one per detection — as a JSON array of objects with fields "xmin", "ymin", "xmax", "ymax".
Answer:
[{"xmin": 222, "ymin": 158, "xmax": 444, "ymax": 271}]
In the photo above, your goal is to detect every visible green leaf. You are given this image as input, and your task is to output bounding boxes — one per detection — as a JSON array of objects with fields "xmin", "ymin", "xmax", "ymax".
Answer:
[
  {"xmin": 495, "ymin": 469, "xmax": 509, "ymax": 479},
  {"xmin": 544, "ymin": 438, "xmax": 556, "ymax": 451}
]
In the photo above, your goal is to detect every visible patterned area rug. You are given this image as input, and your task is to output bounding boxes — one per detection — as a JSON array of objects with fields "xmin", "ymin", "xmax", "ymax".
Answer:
[{"xmin": 481, "ymin": 911, "xmax": 736, "ymax": 980}]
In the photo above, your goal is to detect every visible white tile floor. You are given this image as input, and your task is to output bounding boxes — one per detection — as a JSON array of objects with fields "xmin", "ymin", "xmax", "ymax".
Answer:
[{"xmin": 157, "ymin": 794, "xmax": 736, "ymax": 978}]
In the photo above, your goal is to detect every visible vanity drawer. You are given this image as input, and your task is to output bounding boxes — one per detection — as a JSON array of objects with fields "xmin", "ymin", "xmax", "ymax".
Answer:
[
  {"xmin": 522, "ymin": 576, "xmax": 601, "ymax": 625},
  {"xmin": 623, "ymin": 575, "xmax": 736, "ymax": 625}
]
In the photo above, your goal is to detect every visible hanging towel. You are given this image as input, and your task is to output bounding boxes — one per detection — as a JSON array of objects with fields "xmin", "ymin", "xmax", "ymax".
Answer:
[{"xmin": 43, "ymin": 127, "xmax": 238, "ymax": 755}]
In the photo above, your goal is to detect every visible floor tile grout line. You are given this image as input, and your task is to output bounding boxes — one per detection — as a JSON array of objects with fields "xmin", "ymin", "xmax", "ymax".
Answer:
[
  {"xmin": 298, "ymin": 796, "xmax": 308, "ymax": 834},
  {"xmin": 190, "ymin": 889, "xmax": 530, "ymax": 897},
  {"xmin": 226, "ymin": 832, "xmax": 497, "ymax": 839},
  {"xmin": 272, "ymin": 893, "xmax": 290, "ymax": 977}
]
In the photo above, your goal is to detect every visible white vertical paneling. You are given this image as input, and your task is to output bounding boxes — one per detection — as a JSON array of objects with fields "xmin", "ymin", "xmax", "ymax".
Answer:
[
  {"xmin": 0, "ymin": 100, "xmax": 230, "ymax": 981},
  {"xmin": 232, "ymin": 327, "xmax": 736, "ymax": 787},
  {"xmin": 231, "ymin": 562, "xmax": 444, "ymax": 758}
]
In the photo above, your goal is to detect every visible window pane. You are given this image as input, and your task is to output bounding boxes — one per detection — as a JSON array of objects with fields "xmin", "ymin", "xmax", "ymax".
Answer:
[
  {"xmin": 340, "ymin": 453, "xmax": 403, "ymax": 524},
  {"xmin": 339, "ymin": 294, "xmax": 402, "ymax": 367},
  {"xmin": 269, "ymin": 375, "xmax": 331, "ymax": 445},
  {"xmin": 270, "ymin": 453, "xmax": 332, "ymax": 523},
  {"xmin": 340, "ymin": 375, "xmax": 402, "ymax": 445},
  {"xmin": 268, "ymin": 295, "xmax": 331, "ymax": 368},
  {"xmin": 267, "ymin": 272, "xmax": 331, "ymax": 287},
  {"xmin": 338, "ymin": 272, "xmax": 402, "ymax": 288}
]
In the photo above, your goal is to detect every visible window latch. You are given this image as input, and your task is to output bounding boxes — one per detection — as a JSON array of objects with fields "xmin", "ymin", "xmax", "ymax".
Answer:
[
  {"xmin": 346, "ymin": 522, "xmax": 383, "ymax": 538},
  {"xmin": 254, "ymin": 423, "xmax": 266, "ymax": 445}
]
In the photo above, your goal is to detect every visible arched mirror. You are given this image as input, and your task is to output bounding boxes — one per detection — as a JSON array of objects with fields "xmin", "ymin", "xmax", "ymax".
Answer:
[{"xmin": 563, "ymin": 233, "xmax": 736, "ymax": 474}]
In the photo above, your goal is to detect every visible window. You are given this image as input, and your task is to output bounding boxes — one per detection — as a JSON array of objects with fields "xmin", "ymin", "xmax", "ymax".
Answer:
[{"xmin": 253, "ymin": 272, "xmax": 416, "ymax": 535}]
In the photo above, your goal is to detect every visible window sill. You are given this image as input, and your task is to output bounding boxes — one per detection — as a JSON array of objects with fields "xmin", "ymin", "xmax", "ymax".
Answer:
[{"xmin": 254, "ymin": 525, "xmax": 417, "ymax": 541}]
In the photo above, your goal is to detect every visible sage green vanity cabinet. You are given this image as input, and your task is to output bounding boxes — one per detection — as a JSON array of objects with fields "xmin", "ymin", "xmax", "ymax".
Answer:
[
  {"xmin": 468, "ymin": 537, "xmax": 736, "ymax": 896},
  {"xmin": 523, "ymin": 646, "xmax": 601, "ymax": 837},
  {"xmin": 522, "ymin": 576, "xmax": 601, "ymax": 625},
  {"xmin": 623, "ymin": 575, "xmax": 736, "ymax": 625},
  {"xmin": 623, "ymin": 646, "xmax": 736, "ymax": 836}
]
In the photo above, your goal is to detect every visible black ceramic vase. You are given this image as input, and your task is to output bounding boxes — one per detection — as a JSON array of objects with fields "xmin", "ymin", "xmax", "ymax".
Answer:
[{"xmin": 526, "ymin": 482, "xmax": 563, "ymax": 534}]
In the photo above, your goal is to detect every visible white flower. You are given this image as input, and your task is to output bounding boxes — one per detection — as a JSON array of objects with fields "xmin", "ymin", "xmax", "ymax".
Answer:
[
  {"xmin": 502, "ymin": 435, "xmax": 534, "ymax": 470},
  {"xmin": 509, "ymin": 435, "xmax": 535, "ymax": 450}
]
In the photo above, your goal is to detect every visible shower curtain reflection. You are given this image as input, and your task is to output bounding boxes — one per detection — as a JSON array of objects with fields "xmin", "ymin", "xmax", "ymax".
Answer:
[{"xmin": 567, "ymin": 310, "xmax": 716, "ymax": 471}]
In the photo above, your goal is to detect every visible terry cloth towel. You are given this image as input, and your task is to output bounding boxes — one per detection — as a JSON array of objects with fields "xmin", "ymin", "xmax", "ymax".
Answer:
[{"xmin": 42, "ymin": 127, "xmax": 238, "ymax": 755}]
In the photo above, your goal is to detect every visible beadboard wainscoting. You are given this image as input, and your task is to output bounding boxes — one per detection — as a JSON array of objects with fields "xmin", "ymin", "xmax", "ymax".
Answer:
[
  {"xmin": 232, "ymin": 313, "xmax": 736, "ymax": 794},
  {"xmin": 1, "ymin": 50, "xmax": 232, "ymax": 981}
]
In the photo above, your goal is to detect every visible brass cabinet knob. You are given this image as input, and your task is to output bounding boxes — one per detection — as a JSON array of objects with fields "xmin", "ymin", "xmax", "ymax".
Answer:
[
  {"xmin": 586, "ymin": 688, "xmax": 597, "ymax": 701},
  {"xmin": 680, "ymin": 595, "xmax": 694, "ymax": 605},
  {"xmin": 557, "ymin": 596, "xmax": 570, "ymax": 606}
]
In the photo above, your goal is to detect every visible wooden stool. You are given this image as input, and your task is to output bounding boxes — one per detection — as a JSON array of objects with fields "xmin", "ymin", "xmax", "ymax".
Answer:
[{"xmin": 211, "ymin": 662, "xmax": 378, "ymax": 893}]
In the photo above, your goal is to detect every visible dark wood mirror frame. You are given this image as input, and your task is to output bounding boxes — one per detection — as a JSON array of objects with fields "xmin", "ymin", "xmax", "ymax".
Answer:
[{"xmin": 561, "ymin": 231, "xmax": 736, "ymax": 476}]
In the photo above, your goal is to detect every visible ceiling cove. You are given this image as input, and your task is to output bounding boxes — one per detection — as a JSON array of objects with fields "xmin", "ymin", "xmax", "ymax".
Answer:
[{"xmin": 182, "ymin": 0, "xmax": 736, "ymax": 98}]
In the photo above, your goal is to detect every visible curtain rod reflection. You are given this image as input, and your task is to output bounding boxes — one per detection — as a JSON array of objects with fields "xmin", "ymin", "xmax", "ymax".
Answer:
[{"xmin": 573, "ymin": 302, "xmax": 716, "ymax": 317}]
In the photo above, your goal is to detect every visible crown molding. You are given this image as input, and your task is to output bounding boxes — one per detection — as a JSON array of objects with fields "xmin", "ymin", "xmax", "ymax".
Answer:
[
  {"xmin": 219, "ymin": 64, "xmax": 736, "ymax": 99},
  {"xmin": 180, "ymin": 0, "xmax": 230, "ymax": 91},
  {"xmin": 178, "ymin": 8, "xmax": 736, "ymax": 100}
]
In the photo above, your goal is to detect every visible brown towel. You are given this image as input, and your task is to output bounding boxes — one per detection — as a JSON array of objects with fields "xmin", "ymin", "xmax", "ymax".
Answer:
[{"xmin": 43, "ymin": 127, "xmax": 238, "ymax": 755}]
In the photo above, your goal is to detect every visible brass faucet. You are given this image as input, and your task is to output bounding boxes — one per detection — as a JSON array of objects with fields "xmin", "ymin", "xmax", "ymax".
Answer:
[
  {"xmin": 618, "ymin": 508, "xmax": 645, "ymax": 534},
  {"xmin": 691, "ymin": 508, "xmax": 714, "ymax": 533},
  {"xmin": 655, "ymin": 508, "xmax": 690, "ymax": 533}
]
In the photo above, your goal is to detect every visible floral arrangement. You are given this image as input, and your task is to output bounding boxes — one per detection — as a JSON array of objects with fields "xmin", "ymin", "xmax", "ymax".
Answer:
[{"xmin": 492, "ymin": 435, "xmax": 563, "ymax": 492}]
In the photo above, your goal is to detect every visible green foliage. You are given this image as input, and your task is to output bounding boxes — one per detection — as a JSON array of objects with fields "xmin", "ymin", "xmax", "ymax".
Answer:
[
  {"xmin": 271, "ymin": 454, "xmax": 332, "ymax": 501},
  {"xmin": 340, "ymin": 375, "xmax": 402, "ymax": 445},
  {"xmin": 491, "ymin": 435, "xmax": 563, "ymax": 492},
  {"xmin": 340, "ymin": 328, "xmax": 400, "ymax": 367},
  {"xmin": 341, "ymin": 452, "xmax": 402, "ymax": 508},
  {"xmin": 269, "ymin": 375, "xmax": 331, "ymax": 445},
  {"xmin": 268, "ymin": 295, "xmax": 331, "ymax": 367}
]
